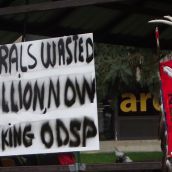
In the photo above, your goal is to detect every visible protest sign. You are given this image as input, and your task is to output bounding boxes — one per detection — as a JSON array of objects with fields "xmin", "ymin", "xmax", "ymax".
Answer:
[
  {"xmin": 0, "ymin": 33, "xmax": 99, "ymax": 156},
  {"xmin": 160, "ymin": 60, "xmax": 172, "ymax": 157}
]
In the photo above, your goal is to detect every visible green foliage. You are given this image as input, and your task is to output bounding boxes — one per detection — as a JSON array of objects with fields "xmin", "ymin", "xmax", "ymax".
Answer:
[
  {"xmin": 95, "ymin": 43, "xmax": 161, "ymax": 100},
  {"xmin": 137, "ymin": 49, "xmax": 160, "ymax": 98},
  {"xmin": 95, "ymin": 44, "xmax": 135, "ymax": 100}
]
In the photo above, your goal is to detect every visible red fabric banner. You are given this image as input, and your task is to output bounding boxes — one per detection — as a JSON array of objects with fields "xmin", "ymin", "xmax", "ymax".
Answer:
[{"xmin": 160, "ymin": 60, "xmax": 172, "ymax": 157}]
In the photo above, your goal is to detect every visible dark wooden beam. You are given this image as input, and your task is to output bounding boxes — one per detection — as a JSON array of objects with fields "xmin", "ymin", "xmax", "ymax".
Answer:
[
  {"xmin": 94, "ymin": 32, "xmax": 172, "ymax": 50},
  {"xmin": 0, "ymin": 0, "xmax": 170, "ymax": 17},
  {"xmin": 0, "ymin": 18, "xmax": 30, "ymax": 34},
  {"xmin": 96, "ymin": 0, "xmax": 146, "ymax": 34},
  {"xmin": 0, "ymin": 17, "xmax": 171, "ymax": 50},
  {"xmin": 0, "ymin": 0, "xmax": 15, "ymax": 7},
  {"xmin": 85, "ymin": 162, "xmax": 161, "ymax": 171},
  {"xmin": 21, "ymin": 8, "xmax": 75, "ymax": 39},
  {"xmin": 98, "ymin": 1, "xmax": 172, "ymax": 16},
  {"xmin": 150, "ymin": 0, "xmax": 172, "ymax": 4},
  {"xmin": 0, "ymin": 0, "xmax": 127, "ymax": 16},
  {"xmin": 0, "ymin": 19, "xmax": 171, "ymax": 50},
  {"xmin": 0, "ymin": 17, "xmax": 87, "ymax": 42},
  {"xmin": 0, "ymin": 162, "xmax": 161, "ymax": 172}
]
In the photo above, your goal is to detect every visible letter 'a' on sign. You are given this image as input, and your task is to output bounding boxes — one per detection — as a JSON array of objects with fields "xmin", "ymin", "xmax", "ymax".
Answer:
[
  {"xmin": 0, "ymin": 33, "xmax": 99, "ymax": 156},
  {"xmin": 160, "ymin": 60, "xmax": 172, "ymax": 158}
]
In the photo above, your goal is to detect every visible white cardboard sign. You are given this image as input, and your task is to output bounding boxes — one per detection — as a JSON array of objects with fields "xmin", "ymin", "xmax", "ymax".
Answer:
[{"xmin": 0, "ymin": 33, "xmax": 99, "ymax": 156}]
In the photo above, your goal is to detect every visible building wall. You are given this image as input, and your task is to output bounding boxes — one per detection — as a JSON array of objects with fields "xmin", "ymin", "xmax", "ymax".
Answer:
[{"xmin": 99, "ymin": 91, "xmax": 160, "ymax": 140}]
